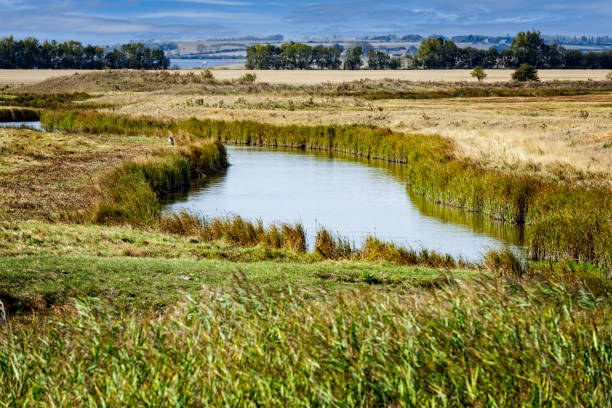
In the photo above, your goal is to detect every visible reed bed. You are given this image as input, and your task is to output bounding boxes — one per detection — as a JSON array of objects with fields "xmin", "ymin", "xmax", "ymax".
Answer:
[
  {"xmin": 41, "ymin": 111, "xmax": 612, "ymax": 269},
  {"xmin": 0, "ymin": 107, "xmax": 39, "ymax": 122},
  {"xmin": 1, "ymin": 279, "xmax": 610, "ymax": 406},
  {"xmin": 93, "ymin": 141, "xmax": 228, "ymax": 226},
  {"xmin": 161, "ymin": 211, "xmax": 307, "ymax": 253},
  {"xmin": 314, "ymin": 228, "xmax": 461, "ymax": 268}
]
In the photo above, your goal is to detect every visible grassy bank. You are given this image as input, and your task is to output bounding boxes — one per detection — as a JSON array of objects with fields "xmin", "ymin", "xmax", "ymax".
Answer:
[
  {"xmin": 92, "ymin": 141, "xmax": 228, "ymax": 226},
  {"xmin": 1, "ymin": 277, "xmax": 610, "ymax": 406},
  {"xmin": 41, "ymin": 111, "xmax": 612, "ymax": 269},
  {"xmin": 0, "ymin": 107, "xmax": 39, "ymax": 122},
  {"xmin": 0, "ymin": 220, "xmax": 474, "ymax": 314}
]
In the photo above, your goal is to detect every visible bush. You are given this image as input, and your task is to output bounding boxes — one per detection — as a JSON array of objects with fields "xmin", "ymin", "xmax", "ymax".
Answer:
[
  {"xmin": 470, "ymin": 66, "xmax": 487, "ymax": 82},
  {"xmin": 606, "ymin": 71, "xmax": 612, "ymax": 81},
  {"xmin": 512, "ymin": 64, "xmax": 539, "ymax": 82},
  {"xmin": 238, "ymin": 73, "xmax": 257, "ymax": 84},
  {"xmin": 202, "ymin": 69, "xmax": 214, "ymax": 80}
]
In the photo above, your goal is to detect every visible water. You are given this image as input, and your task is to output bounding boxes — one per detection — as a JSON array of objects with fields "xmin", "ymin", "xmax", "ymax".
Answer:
[
  {"xmin": 0, "ymin": 121, "xmax": 42, "ymax": 130},
  {"xmin": 170, "ymin": 59, "xmax": 245, "ymax": 69},
  {"xmin": 163, "ymin": 146, "xmax": 525, "ymax": 261}
]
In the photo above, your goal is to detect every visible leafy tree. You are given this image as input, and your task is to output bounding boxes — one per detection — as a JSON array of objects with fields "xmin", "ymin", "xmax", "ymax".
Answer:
[
  {"xmin": 416, "ymin": 37, "xmax": 459, "ymax": 68},
  {"xmin": 510, "ymin": 31, "xmax": 548, "ymax": 67},
  {"xmin": 280, "ymin": 43, "xmax": 312, "ymax": 69},
  {"xmin": 512, "ymin": 64, "xmax": 539, "ymax": 81},
  {"xmin": 343, "ymin": 46, "xmax": 363, "ymax": 70},
  {"xmin": 471, "ymin": 66, "xmax": 487, "ymax": 82}
]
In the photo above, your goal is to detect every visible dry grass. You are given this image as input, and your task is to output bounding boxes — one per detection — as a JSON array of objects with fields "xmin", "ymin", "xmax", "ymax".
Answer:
[
  {"xmin": 99, "ymin": 91, "xmax": 612, "ymax": 185},
  {"xmin": 0, "ymin": 69, "xmax": 91, "ymax": 86},
  {"xmin": 0, "ymin": 128, "xmax": 165, "ymax": 221},
  {"xmin": 206, "ymin": 69, "xmax": 612, "ymax": 83}
]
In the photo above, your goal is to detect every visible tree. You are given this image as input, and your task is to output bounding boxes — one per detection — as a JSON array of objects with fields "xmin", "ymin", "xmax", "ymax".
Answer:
[
  {"xmin": 512, "ymin": 64, "xmax": 539, "ymax": 81},
  {"xmin": 471, "ymin": 66, "xmax": 487, "ymax": 82},
  {"xmin": 510, "ymin": 31, "xmax": 547, "ymax": 67},
  {"xmin": 343, "ymin": 47, "xmax": 362, "ymax": 70},
  {"xmin": 416, "ymin": 37, "xmax": 459, "ymax": 68}
]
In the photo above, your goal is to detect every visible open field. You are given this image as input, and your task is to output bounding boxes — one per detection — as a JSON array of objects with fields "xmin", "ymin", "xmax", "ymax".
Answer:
[
  {"xmin": 9, "ymin": 70, "xmax": 609, "ymax": 184},
  {"xmin": 1, "ymin": 68, "xmax": 610, "ymax": 86},
  {"xmin": 1, "ymin": 69, "xmax": 612, "ymax": 405},
  {"xmin": 99, "ymin": 92, "xmax": 612, "ymax": 184}
]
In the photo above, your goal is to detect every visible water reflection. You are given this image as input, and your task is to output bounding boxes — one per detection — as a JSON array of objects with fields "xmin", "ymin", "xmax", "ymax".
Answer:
[
  {"xmin": 0, "ymin": 121, "xmax": 42, "ymax": 130},
  {"xmin": 162, "ymin": 145, "xmax": 525, "ymax": 261}
]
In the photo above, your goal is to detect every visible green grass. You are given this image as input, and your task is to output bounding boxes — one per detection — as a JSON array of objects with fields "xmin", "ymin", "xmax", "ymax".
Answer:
[
  {"xmin": 1, "ymin": 278, "xmax": 610, "ymax": 406},
  {"xmin": 0, "ymin": 220, "xmax": 472, "ymax": 315},
  {"xmin": 41, "ymin": 111, "xmax": 612, "ymax": 269},
  {"xmin": 0, "ymin": 255, "xmax": 461, "ymax": 314}
]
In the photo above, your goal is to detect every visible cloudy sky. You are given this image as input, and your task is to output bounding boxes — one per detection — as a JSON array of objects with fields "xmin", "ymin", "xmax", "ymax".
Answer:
[{"xmin": 1, "ymin": 0, "xmax": 610, "ymax": 43}]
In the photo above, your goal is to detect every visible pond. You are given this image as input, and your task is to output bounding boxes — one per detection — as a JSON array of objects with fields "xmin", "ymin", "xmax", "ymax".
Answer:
[{"xmin": 162, "ymin": 146, "xmax": 525, "ymax": 261}]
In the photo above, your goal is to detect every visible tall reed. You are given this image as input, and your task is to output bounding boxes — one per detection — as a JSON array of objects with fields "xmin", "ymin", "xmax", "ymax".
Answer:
[
  {"xmin": 160, "ymin": 211, "xmax": 306, "ymax": 252},
  {"xmin": 93, "ymin": 141, "xmax": 228, "ymax": 226},
  {"xmin": 2, "ymin": 281, "xmax": 610, "ymax": 406}
]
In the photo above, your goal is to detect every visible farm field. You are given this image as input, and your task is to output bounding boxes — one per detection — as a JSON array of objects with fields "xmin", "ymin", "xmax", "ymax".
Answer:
[
  {"xmin": 1, "ymin": 68, "xmax": 610, "ymax": 86},
  {"xmin": 1, "ymin": 69, "xmax": 612, "ymax": 405}
]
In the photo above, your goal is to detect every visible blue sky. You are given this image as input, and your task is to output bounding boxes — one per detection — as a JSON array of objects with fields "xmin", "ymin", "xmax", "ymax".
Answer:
[{"xmin": 1, "ymin": 0, "xmax": 610, "ymax": 44}]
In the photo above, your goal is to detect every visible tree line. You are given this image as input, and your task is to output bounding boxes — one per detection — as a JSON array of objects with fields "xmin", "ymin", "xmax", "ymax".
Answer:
[
  {"xmin": 246, "ymin": 32, "xmax": 612, "ymax": 70},
  {"xmin": 0, "ymin": 36, "xmax": 170, "ymax": 69}
]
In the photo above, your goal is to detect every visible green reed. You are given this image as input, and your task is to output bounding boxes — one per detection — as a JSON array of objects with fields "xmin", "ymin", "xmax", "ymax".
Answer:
[{"xmin": 1, "ymin": 279, "xmax": 610, "ymax": 407}]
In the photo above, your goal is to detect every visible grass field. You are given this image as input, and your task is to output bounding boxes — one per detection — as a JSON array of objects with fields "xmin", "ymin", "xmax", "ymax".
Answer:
[
  {"xmin": 1, "ymin": 68, "xmax": 610, "ymax": 86},
  {"xmin": 1, "ymin": 69, "xmax": 611, "ymax": 405}
]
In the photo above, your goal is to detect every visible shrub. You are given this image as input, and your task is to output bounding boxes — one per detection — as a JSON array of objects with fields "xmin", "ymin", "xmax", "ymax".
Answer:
[
  {"xmin": 606, "ymin": 71, "xmax": 612, "ymax": 81},
  {"xmin": 470, "ymin": 66, "xmax": 487, "ymax": 82},
  {"xmin": 238, "ymin": 73, "xmax": 257, "ymax": 84},
  {"xmin": 202, "ymin": 69, "xmax": 214, "ymax": 80},
  {"xmin": 512, "ymin": 64, "xmax": 539, "ymax": 82}
]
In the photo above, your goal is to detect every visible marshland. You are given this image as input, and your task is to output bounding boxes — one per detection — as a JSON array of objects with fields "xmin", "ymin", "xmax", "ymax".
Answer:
[{"xmin": 0, "ymin": 67, "xmax": 611, "ymax": 406}]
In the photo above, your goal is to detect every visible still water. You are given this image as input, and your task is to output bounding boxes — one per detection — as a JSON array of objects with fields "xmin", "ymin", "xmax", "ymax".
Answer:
[
  {"xmin": 163, "ymin": 146, "xmax": 525, "ymax": 261},
  {"xmin": 0, "ymin": 121, "xmax": 42, "ymax": 130}
]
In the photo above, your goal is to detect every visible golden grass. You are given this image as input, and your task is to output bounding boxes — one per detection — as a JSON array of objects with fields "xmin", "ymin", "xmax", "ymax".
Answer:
[
  {"xmin": 0, "ymin": 128, "xmax": 166, "ymax": 221},
  {"xmin": 2, "ymin": 69, "xmax": 610, "ymax": 86},
  {"xmin": 0, "ymin": 69, "xmax": 91, "ymax": 86},
  {"xmin": 97, "ymin": 92, "xmax": 612, "ymax": 185},
  {"xmin": 202, "ymin": 69, "xmax": 612, "ymax": 84}
]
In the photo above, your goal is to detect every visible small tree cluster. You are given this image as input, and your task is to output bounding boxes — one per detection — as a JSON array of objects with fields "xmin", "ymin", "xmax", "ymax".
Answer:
[{"xmin": 246, "ymin": 43, "xmax": 343, "ymax": 69}]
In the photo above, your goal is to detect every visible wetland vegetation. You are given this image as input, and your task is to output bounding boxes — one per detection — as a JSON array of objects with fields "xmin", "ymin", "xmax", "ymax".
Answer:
[{"xmin": 0, "ymin": 70, "xmax": 611, "ymax": 406}]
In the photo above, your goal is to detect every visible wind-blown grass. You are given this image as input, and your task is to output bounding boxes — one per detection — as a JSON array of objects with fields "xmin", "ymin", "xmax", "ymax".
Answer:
[
  {"xmin": 41, "ymin": 110, "xmax": 612, "ymax": 269},
  {"xmin": 1, "ymin": 278, "xmax": 610, "ymax": 406}
]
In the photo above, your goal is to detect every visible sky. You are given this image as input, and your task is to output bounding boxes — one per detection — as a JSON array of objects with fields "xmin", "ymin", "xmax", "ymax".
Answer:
[{"xmin": 1, "ymin": 0, "xmax": 611, "ymax": 44}]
